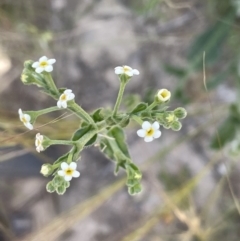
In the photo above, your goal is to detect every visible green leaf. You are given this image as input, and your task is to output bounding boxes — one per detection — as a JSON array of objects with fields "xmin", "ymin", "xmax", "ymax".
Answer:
[
  {"xmin": 210, "ymin": 117, "xmax": 237, "ymax": 149},
  {"xmin": 91, "ymin": 108, "xmax": 104, "ymax": 123},
  {"xmin": 130, "ymin": 102, "xmax": 148, "ymax": 114},
  {"xmin": 108, "ymin": 126, "xmax": 130, "ymax": 158},
  {"xmin": 206, "ymin": 67, "xmax": 231, "ymax": 90},
  {"xmin": 58, "ymin": 88, "xmax": 67, "ymax": 94},
  {"xmin": 53, "ymin": 152, "xmax": 69, "ymax": 165},
  {"xmin": 187, "ymin": 16, "xmax": 232, "ymax": 69},
  {"xmin": 71, "ymin": 125, "xmax": 92, "ymax": 141},
  {"xmin": 164, "ymin": 64, "xmax": 187, "ymax": 78},
  {"xmin": 100, "ymin": 138, "xmax": 114, "ymax": 160}
]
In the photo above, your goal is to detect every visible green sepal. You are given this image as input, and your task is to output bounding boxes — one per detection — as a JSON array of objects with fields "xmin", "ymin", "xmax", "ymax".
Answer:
[
  {"xmin": 126, "ymin": 178, "xmax": 139, "ymax": 187},
  {"xmin": 63, "ymin": 181, "xmax": 70, "ymax": 188},
  {"xmin": 128, "ymin": 184, "xmax": 142, "ymax": 195},
  {"xmin": 58, "ymin": 88, "xmax": 67, "ymax": 94},
  {"xmin": 130, "ymin": 102, "xmax": 148, "ymax": 114}
]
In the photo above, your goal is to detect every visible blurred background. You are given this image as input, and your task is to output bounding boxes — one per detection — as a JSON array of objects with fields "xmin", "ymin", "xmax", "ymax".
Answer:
[{"xmin": 1, "ymin": 0, "xmax": 240, "ymax": 240}]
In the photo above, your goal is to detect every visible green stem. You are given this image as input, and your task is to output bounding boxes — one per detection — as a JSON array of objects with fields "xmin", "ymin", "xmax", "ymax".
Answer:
[
  {"xmin": 113, "ymin": 81, "xmax": 126, "ymax": 116},
  {"xmin": 132, "ymin": 115, "xmax": 143, "ymax": 125},
  {"xmin": 44, "ymin": 73, "xmax": 59, "ymax": 95},
  {"xmin": 146, "ymin": 101, "xmax": 158, "ymax": 111},
  {"xmin": 48, "ymin": 140, "xmax": 77, "ymax": 146},
  {"xmin": 35, "ymin": 106, "xmax": 60, "ymax": 116},
  {"xmin": 68, "ymin": 102, "xmax": 95, "ymax": 124}
]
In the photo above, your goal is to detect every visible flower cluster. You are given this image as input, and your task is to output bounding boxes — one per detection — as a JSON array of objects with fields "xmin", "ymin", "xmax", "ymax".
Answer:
[{"xmin": 18, "ymin": 56, "xmax": 187, "ymax": 195}]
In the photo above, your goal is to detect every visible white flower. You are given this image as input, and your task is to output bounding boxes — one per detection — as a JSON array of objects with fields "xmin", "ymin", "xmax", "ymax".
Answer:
[
  {"xmin": 137, "ymin": 121, "xmax": 161, "ymax": 142},
  {"xmin": 57, "ymin": 89, "xmax": 75, "ymax": 108},
  {"xmin": 18, "ymin": 109, "xmax": 33, "ymax": 130},
  {"xmin": 157, "ymin": 89, "xmax": 171, "ymax": 102},
  {"xmin": 35, "ymin": 133, "xmax": 44, "ymax": 152},
  {"xmin": 32, "ymin": 56, "xmax": 56, "ymax": 73},
  {"xmin": 58, "ymin": 162, "xmax": 80, "ymax": 181},
  {"xmin": 114, "ymin": 65, "xmax": 139, "ymax": 77}
]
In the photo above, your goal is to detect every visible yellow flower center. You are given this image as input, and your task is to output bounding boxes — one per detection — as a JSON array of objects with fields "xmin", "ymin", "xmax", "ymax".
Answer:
[
  {"xmin": 36, "ymin": 139, "xmax": 41, "ymax": 146},
  {"xmin": 161, "ymin": 90, "xmax": 169, "ymax": 98},
  {"xmin": 65, "ymin": 168, "xmax": 74, "ymax": 176},
  {"xmin": 123, "ymin": 66, "xmax": 130, "ymax": 73},
  {"xmin": 21, "ymin": 117, "xmax": 27, "ymax": 124},
  {"xmin": 146, "ymin": 128, "xmax": 154, "ymax": 137},
  {"xmin": 134, "ymin": 173, "xmax": 141, "ymax": 179},
  {"xmin": 60, "ymin": 94, "xmax": 67, "ymax": 101},
  {"xmin": 40, "ymin": 61, "xmax": 48, "ymax": 67},
  {"xmin": 166, "ymin": 114, "xmax": 175, "ymax": 123}
]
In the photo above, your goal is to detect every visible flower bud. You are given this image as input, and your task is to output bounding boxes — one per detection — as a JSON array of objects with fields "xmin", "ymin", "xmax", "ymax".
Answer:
[
  {"xmin": 21, "ymin": 69, "xmax": 36, "ymax": 85},
  {"xmin": 40, "ymin": 164, "xmax": 53, "ymax": 177},
  {"xmin": 52, "ymin": 176, "xmax": 64, "ymax": 187},
  {"xmin": 174, "ymin": 107, "xmax": 187, "ymax": 119},
  {"xmin": 171, "ymin": 121, "xmax": 182, "ymax": 131},
  {"xmin": 156, "ymin": 89, "xmax": 171, "ymax": 102},
  {"xmin": 56, "ymin": 185, "xmax": 66, "ymax": 195},
  {"xmin": 46, "ymin": 182, "xmax": 56, "ymax": 193},
  {"xmin": 24, "ymin": 60, "xmax": 34, "ymax": 70}
]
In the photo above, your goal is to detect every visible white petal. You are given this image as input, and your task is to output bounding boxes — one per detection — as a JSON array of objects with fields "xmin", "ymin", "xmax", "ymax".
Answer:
[
  {"xmin": 64, "ymin": 176, "xmax": 72, "ymax": 181},
  {"xmin": 25, "ymin": 122, "xmax": 33, "ymax": 130},
  {"xmin": 62, "ymin": 101, "xmax": 67, "ymax": 108},
  {"xmin": 18, "ymin": 109, "xmax": 23, "ymax": 118},
  {"xmin": 47, "ymin": 59, "xmax": 56, "ymax": 64},
  {"xmin": 32, "ymin": 62, "xmax": 39, "ymax": 68},
  {"xmin": 125, "ymin": 71, "xmax": 133, "ymax": 77},
  {"xmin": 58, "ymin": 170, "xmax": 64, "ymax": 176},
  {"xmin": 39, "ymin": 56, "xmax": 48, "ymax": 62},
  {"xmin": 132, "ymin": 69, "xmax": 140, "ymax": 75},
  {"xmin": 44, "ymin": 65, "xmax": 53, "ymax": 72},
  {"xmin": 152, "ymin": 121, "xmax": 160, "ymax": 130},
  {"xmin": 57, "ymin": 101, "xmax": 62, "ymax": 108},
  {"xmin": 137, "ymin": 129, "xmax": 146, "ymax": 138},
  {"xmin": 67, "ymin": 93, "xmax": 75, "ymax": 101},
  {"xmin": 114, "ymin": 67, "xmax": 124, "ymax": 75},
  {"xmin": 144, "ymin": 137, "xmax": 153, "ymax": 142},
  {"xmin": 72, "ymin": 170, "xmax": 80, "ymax": 178},
  {"xmin": 153, "ymin": 130, "xmax": 161, "ymax": 139},
  {"xmin": 36, "ymin": 67, "xmax": 44, "ymax": 73},
  {"xmin": 69, "ymin": 162, "xmax": 77, "ymax": 170},
  {"xmin": 36, "ymin": 147, "xmax": 41, "ymax": 153},
  {"xmin": 142, "ymin": 121, "xmax": 151, "ymax": 130},
  {"xmin": 24, "ymin": 114, "xmax": 31, "ymax": 122},
  {"xmin": 61, "ymin": 162, "xmax": 68, "ymax": 171},
  {"xmin": 64, "ymin": 89, "xmax": 72, "ymax": 94}
]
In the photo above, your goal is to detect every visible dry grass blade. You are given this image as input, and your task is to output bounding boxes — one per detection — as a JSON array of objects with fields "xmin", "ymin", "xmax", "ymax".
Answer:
[
  {"xmin": 119, "ymin": 153, "xmax": 220, "ymax": 241},
  {"xmin": 22, "ymin": 179, "xmax": 125, "ymax": 241},
  {"xmin": 202, "ymin": 52, "xmax": 240, "ymax": 215}
]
